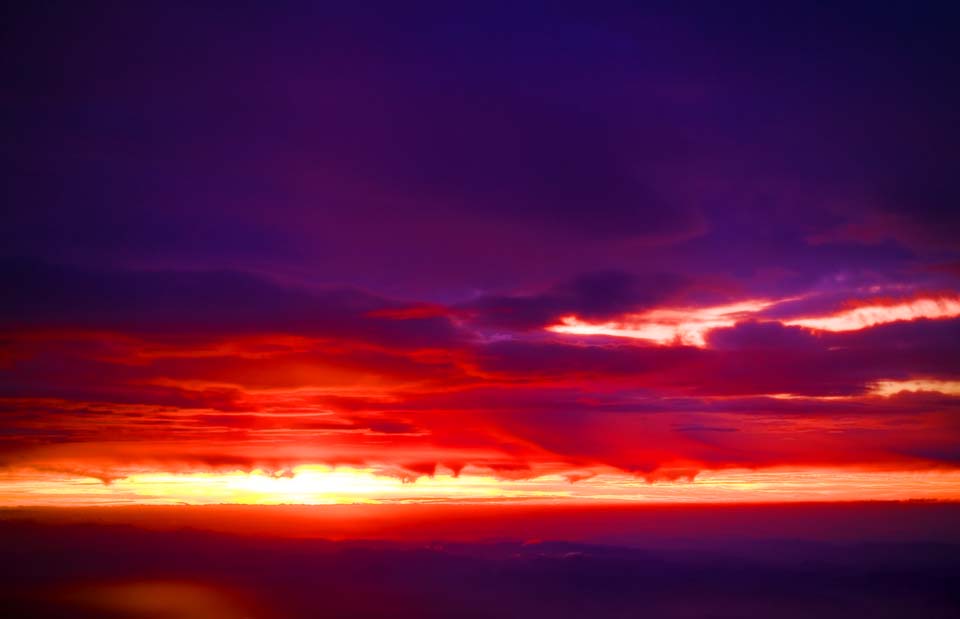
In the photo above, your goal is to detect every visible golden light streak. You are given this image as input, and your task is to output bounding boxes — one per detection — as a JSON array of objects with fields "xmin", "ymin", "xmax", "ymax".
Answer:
[
  {"xmin": 549, "ymin": 294, "xmax": 960, "ymax": 345},
  {"xmin": 3, "ymin": 466, "xmax": 960, "ymax": 506},
  {"xmin": 784, "ymin": 295, "xmax": 960, "ymax": 332},
  {"xmin": 869, "ymin": 379, "xmax": 960, "ymax": 397},
  {"xmin": 547, "ymin": 300, "xmax": 776, "ymax": 346}
]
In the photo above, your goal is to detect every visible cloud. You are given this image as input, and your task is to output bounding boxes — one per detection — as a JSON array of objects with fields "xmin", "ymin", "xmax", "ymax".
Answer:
[
  {"xmin": 0, "ymin": 259, "xmax": 463, "ymax": 349},
  {"xmin": 463, "ymin": 271, "xmax": 688, "ymax": 331},
  {"xmin": 3, "ymin": 279, "xmax": 960, "ymax": 485},
  {"xmin": 705, "ymin": 321, "xmax": 821, "ymax": 350}
]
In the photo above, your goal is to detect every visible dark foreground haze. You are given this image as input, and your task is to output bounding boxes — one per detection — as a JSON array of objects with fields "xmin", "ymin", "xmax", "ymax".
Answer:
[{"xmin": 2, "ymin": 503, "xmax": 959, "ymax": 618}]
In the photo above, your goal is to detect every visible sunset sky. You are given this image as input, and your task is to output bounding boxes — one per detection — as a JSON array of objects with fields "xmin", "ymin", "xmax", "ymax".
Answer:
[
  {"xmin": 2, "ymin": 2, "xmax": 959, "ymax": 508},
  {"xmin": 5, "ymin": 4, "xmax": 960, "ymax": 617}
]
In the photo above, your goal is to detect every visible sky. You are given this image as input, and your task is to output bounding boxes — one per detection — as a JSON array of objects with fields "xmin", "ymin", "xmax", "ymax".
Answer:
[{"xmin": 2, "ymin": 1, "xmax": 960, "ymax": 507}]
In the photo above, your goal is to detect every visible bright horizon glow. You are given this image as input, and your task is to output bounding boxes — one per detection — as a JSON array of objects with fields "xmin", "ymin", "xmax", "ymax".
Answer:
[{"xmin": 3, "ymin": 465, "xmax": 960, "ymax": 506}]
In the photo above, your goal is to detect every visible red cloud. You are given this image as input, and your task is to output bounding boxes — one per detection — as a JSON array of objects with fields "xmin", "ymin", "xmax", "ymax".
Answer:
[{"xmin": 1, "ymin": 262, "xmax": 959, "ymax": 496}]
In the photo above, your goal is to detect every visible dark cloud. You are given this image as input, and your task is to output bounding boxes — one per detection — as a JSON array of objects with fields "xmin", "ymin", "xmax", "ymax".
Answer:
[
  {"xmin": 474, "ymin": 338, "xmax": 692, "ymax": 378},
  {"xmin": 0, "ymin": 259, "xmax": 462, "ymax": 349},
  {"xmin": 706, "ymin": 321, "xmax": 821, "ymax": 351},
  {"xmin": 465, "ymin": 271, "xmax": 687, "ymax": 330}
]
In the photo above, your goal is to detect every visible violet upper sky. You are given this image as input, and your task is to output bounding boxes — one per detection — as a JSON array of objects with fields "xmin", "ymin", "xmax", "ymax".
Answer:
[{"xmin": 5, "ymin": 2, "xmax": 958, "ymax": 297}]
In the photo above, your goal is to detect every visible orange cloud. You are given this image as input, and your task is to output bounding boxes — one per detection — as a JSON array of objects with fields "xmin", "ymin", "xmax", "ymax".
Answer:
[{"xmin": 3, "ymin": 290, "xmax": 960, "ymax": 506}]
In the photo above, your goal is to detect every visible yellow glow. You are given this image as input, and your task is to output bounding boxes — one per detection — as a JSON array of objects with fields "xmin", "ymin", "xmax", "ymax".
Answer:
[
  {"xmin": 869, "ymin": 379, "xmax": 960, "ymax": 397},
  {"xmin": 3, "ymin": 465, "xmax": 960, "ymax": 506},
  {"xmin": 547, "ymin": 300, "xmax": 776, "ymax": 346},
  {"xmin": 766, "ymin": 393, "xmax": 851, "ymax": 401}
]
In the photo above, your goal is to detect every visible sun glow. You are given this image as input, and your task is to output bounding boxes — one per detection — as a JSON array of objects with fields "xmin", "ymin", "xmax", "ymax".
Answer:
[{"xmin": 4, "ymin": 465, "xmax": 960, "ymax": 506}]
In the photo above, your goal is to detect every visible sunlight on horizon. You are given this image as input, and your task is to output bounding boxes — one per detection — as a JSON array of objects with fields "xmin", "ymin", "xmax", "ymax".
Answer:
[{"xmin": 3, "ymin": 465, "xmax": 960, "ymax": 507}]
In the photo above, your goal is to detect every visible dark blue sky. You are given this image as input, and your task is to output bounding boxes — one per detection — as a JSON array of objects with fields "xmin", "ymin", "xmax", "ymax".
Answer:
[{"xmin": 3, "ymin": 2, "xmax": 958, "ymax": 298}]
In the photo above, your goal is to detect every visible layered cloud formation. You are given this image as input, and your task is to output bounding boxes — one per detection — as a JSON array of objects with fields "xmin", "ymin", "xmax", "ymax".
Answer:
[
  {"xmin": 1, "ymin": 2, "xmax": 959, "ymax": 502},
  {"xmin": 1, "ymin": 259, "xmax": 958, "ymax": 500}
]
